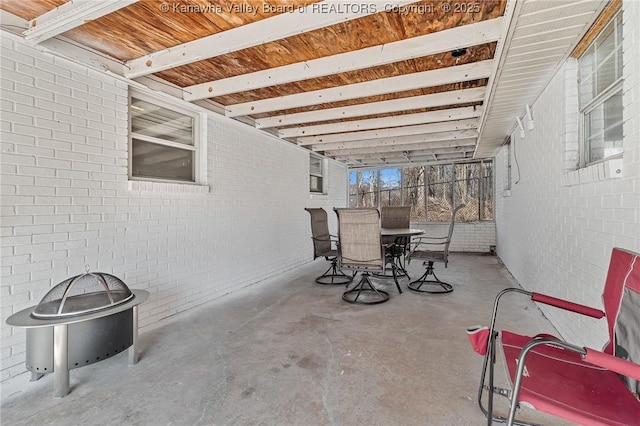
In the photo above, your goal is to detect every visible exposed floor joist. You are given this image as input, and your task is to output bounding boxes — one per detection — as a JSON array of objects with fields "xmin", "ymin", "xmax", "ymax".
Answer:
[
  {"xmin": 226, "ymin": 60, "xmax": 493, "ymax": 117},
  {"xmin": 23, "ymin": 0, "xmax": 138, "ymax": 44},
  {"xmin": 124, "ymin": 0, "xmax": 414, "ymax": 79},
  {"xmin": 183, "ymin": 17, "xmax": 502, "ymax": 101},
  {"xmin": 257, "ymin": 87, "xmax": 487, "ymax": 129}
]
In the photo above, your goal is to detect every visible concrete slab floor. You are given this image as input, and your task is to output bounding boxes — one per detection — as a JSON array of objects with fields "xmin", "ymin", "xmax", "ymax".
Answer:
[{"xmin": 1, "ymin": 254, "xmax": 571, "ymax": 425}]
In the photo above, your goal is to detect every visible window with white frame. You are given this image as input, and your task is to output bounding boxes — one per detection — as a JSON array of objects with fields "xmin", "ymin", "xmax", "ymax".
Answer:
[
  {"xmin": 348, "ymin": 160, "xmax": 493, "ymax": 222},
  {"xmin": 578, "ymin": 11, "xmax": 623, "ymax": 165},
  {"xmin": 309, "ymin": 154, "xmax": 325, "ymax": 193},
  {"xmin": 129, "ymin": 89, "xmax": 205, "ymax": 183}
]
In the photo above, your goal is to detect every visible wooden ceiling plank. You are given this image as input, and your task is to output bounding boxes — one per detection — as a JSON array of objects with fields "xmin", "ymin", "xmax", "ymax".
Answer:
[
  {"xmin": 314, "ymin": 133, "xmax": 478, "ymax": 152},
  {"xmin": 226, "ymin": 60, "xmax": 493, "ymax": 117},
  {"xmin": 320, "ymin": 130, "xmax": 478, "ymax": 153},
  {"xmin": 124, "ymin": 0, "xmax": 415, "ymax": 79},
  {"xmin": 256, "ymin": 87, "xmax": 486, "ymax": 129},
  {"xmin": 183, "ymin": 17, "xmax": 503, "ymax": 101},
  {"xmin": 280, "ymin": 105, "xmax": 483, "ymax": 138},
  {"xmin": 329, "ymin": 142, "xmax": 476, "ymax": 158},
  {"xmin": 23, "ymin": 0, "xmax": 139, "ymax": 44},
  {"xmin": 298, "ymin": 118, "xmax": 479, "ymax": 146}
]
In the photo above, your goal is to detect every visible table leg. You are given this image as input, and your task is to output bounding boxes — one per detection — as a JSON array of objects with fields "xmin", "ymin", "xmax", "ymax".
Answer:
[{"xmin": 53, "ymin": 324, "xmax": 69, "ymax": 398}]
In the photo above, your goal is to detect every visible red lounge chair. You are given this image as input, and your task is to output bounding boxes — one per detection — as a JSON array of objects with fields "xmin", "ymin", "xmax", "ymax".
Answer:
[{"xmin": 468, "ymin": 247, "xmax": 640, "ymax": 425}]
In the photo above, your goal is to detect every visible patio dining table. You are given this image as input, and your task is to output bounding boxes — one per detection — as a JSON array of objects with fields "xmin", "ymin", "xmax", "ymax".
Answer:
[{"xmin": 379, "ymin": 228, "xmax": 424, "ymax": 278}]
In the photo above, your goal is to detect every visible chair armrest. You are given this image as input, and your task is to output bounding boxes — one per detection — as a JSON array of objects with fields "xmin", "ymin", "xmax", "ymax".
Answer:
[
  {"xmin": 413, "ymin": 236, "xmax": 447, "ymax": 242},
  {"xmin": 532, "ymin": 293, "xmax": 605, "ymax": 319},
  {"xmin": 584, "ymin": 348, "xmax": 640, "ymax": 381}
]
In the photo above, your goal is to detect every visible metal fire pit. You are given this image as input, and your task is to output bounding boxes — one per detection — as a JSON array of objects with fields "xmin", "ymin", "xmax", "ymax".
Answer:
[{"xmin": 6, "ymin": 271, "xmax": 149, "ymax": 398}]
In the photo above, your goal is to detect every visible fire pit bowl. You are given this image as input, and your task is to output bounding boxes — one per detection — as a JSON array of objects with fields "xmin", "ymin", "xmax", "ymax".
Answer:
[{"xmin": 6, "ymin": 271, "xmax": 149, "ymax": 398}]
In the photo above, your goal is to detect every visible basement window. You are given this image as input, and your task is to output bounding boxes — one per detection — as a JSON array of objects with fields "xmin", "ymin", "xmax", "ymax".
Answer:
[
  {"xmin": 578, "ymin": 11, "xmax": 623, "ymax": 165},
  {"xmin": 129, "ymin": 89, "xmax": 206, "ymax": 184}
]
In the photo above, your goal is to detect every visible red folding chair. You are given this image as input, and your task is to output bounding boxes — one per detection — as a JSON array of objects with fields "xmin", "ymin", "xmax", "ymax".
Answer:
[{"xmin": 468, "ymin": 247, "xmax": 640, "ymax": 425}]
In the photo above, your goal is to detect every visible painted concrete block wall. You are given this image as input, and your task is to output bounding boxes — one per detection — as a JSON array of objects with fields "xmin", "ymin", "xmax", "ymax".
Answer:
[
  {"xmin": 495, "ymin": 0, "xmax": 640, "ymax": 348},
  {"xmin": 412, "ymin": 222, "xmax": 496, "ymax": 253},
  {"xmin": 0, "ymin": 34, "xmax": 348, "ymax": 380}
]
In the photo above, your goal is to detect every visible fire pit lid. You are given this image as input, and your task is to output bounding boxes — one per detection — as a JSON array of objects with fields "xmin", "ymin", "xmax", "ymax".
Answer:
[{"xmin": 32, "ymin": 271, "xmax": 134, "ymax": 319}]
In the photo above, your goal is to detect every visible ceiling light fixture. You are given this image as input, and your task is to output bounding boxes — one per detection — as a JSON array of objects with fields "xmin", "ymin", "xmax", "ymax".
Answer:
[
  {"xmin": 525, "ymin": 104, "xmax": 534, "ymax": 130},
  {"xmin": 451, "ymin": 48, "xmax": 467, "ymax": 57}
]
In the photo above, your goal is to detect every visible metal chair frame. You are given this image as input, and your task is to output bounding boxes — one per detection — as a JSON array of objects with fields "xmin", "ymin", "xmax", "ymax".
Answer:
[
  {"xmin": 471, "ymin": 248, "xmax": 640, "ymax": 426},
  {"xmin": 334, "ymin": 208, "xmax": 401, "ymax": 305},
  {"xmin": 305, "ymin": 208, "xmax": 353, "ymax": 285},
  {"xmin": 407, "ymin": 204, "xmax": 465, "ymax": 294}
]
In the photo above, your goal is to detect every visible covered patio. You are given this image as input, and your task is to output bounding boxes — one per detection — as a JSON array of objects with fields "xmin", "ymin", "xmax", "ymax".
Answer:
[
  {"xmin": 2, "ymin": 254, "xmax": 568, "ymax": 425},
  {"xmin": 1, "ymin": 0, "xmax": 639, "ymax": 424}
]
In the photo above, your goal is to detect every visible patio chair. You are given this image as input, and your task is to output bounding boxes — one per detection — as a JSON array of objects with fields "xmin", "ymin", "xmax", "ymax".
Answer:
[
  {"xmin": 406, "ymin": 204, "xmax": 465, "ymax": 293},
  {"xmin": 304, "ymin": 208, "xmax": 352, "ymax": 285},
  {"xmin": 379, "ymin": 205, "xmax": 412, "ymax": 278},
  {"xmin": 468, "ymin": 247, "xmax": 640, "ymax": 425},
  {"xmin": 334, "ymin": 208, "xmax": 401, "ymax": 304}
]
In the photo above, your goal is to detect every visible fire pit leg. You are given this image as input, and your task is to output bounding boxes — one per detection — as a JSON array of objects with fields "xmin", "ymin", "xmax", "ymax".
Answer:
[
  {"xmin": 53, "ymin": 324, "xmax": 69, "ymax": 398},
  {"xmin": 128, "ymin": 305, "xmax": 139, "ymax": 365}
]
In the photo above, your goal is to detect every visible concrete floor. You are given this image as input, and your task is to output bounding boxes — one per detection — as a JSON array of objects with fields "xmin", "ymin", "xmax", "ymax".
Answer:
[{"xmin": 1, "ymin": 254, "xmax": 566, "ymax": 425}]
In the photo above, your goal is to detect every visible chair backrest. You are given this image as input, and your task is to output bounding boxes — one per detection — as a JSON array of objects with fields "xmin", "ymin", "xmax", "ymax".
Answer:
[
  {"xmin": 335, "ymin": 208, "xmax": 383, "ymax": 270},
  {"xmin": 381, "ymin": 206, "xmax": 411, "ymax": 229},
  {"xmin": 446, "ymin": 204, "xmax": 466, "ymax": 241},
  {"xmin": 602, "ymin": 248, "xmax": 640, "ymax": 393},
  {"xmin": 304, "ymin": 208, "xmax": 332, "ymax": 258}
]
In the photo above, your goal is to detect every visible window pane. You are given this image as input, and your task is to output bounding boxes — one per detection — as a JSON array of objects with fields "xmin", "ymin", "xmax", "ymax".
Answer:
[
  {"xmin": 402, "ymin": 166, "xmax": 425, "ymax": 221},
  {"xmin": 482, "ymin": 162, "xmax": 494, "ymax": 221},
  {"xmin": 595, "ymin": 25, "xmax": 617, "ymax": 93},
  {"xmin": 349, "ymin": 171, "xmax": 358, "ymax": 206},
  {"xmin": 579, "ymin": 46, "xmax": 595, "ymax": 105},
  {"xmin": 426, "ymin": 165, "xmax": 453, "ymax": 221},
  {"xmin": 131, "ymin": 98, "xmax": 193, "ymax": 145},
  {"xmin": 132, "ymin": 139, "xmax": 194, "ymax": 181},
  {"xmin": 379, "ymin": 168, "xmax": 401, "ymax": 207},
  {"xmin": 455, "ymin": 163, "xmax": 480, "ymax": 222},
  {"xmin": 357, "ymin": 170, "xmax": 379, "ymax": 207},
  {"xmin": 310, "ymin": 156, "xmax": 322, "ymax": 175},
  {"xmin": 586, "ymin": 91, "xmax": 623, "ymax": 162},
  {"xmin": 310, "ymin": 175, "xmax": 323, "ymax": 193}
]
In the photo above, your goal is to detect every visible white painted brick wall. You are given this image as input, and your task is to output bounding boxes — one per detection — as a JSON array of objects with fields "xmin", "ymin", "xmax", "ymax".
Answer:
[
  {"xmin": 0, "ymin": 33, "xmax": 348, "ymax": 381},
  {"xmin": 495, "ymin": 0, "xmax": 640, "ymax": 348}
]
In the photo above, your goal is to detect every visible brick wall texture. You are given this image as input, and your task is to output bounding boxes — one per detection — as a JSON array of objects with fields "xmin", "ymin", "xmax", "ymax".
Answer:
[{"xmin": 494, "ymin": 0, "xmax": 640, "ymax": 348}]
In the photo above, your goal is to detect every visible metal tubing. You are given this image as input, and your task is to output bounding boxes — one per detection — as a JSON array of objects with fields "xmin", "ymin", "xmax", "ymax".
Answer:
[
  {"xmin": 53, "ymin": 324, "xmax": 69, "ymax": 398},
  {"xmin": 507, "ymin": 338, "xmax": 586, "ymax": 425},
  {"xmin": 129, "ymin": 305, "xmax": 139, "ymax": 365},
  {"xmin": 477, "ymin": 288, "xmax": 533, "ymax": 425}
]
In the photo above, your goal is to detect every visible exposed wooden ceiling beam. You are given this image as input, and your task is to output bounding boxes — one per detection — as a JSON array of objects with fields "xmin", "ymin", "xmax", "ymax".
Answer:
[
  {"xmin": 287, "ymin": 107, "xmax": 482, "ymax": 140},
  {"xmin": 331, "ymin": 143, "xmax": 475, "ymax": 159},
  {"xmin": 317, "ymin": 136, "xmax": 477, "ymax": 154},
  {"xmin": 257, "ymin": 86, "xmax": 486, "ymax": 129},
  {"xmin": 124, "ymin": 0, "xmax": 414, "ymax": 79},
  {"xmin": 23, "ymin": 0, "xmax": 138, "ymax": 44},
  {"xmin": 299, "ymin": 118, "xmax": 479, "ymax": 146},
  {"xmin": 226, "ymin": 60, "xmax": 493, "ymax": 117},
  {"xmin": 183, "ymin": 17, "xmax": 503, "ymax": 101},
  {"xmin": 319, "ymin": 130, "xmax": 478, "ymax": 153}
]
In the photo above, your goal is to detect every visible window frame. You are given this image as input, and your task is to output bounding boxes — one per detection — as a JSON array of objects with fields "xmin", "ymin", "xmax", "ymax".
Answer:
[
  {"xmin": 128, "ymin": 88, "xmax": 207, "ymax": 185},
  {"xmin": 348, "ymin": 160, "xmax": 494, "ymax": 223},
  {"xmin": 309, "ymin": 153, "xmax": 326, "ymax": 194},
  {"xmin": 577, "ymin": 11, "xmax": 623, "ymax": 167}
]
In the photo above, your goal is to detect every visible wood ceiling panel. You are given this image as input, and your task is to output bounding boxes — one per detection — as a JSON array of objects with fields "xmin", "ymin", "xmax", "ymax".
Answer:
[
  {"xmin": 60, "ymin": 0, "xmax": 319, "ymax": 61},
  {"xmin": 156, "ymin": 0, "xmax": 505, "ymax": 86},
  {"xmin": 249, "ymin": 74, "xmax": 489, "ymax": 120},
  {"xmin": 203, "ymin": 43, "xmax": 495, "ymax": 114},
  {"xmin": 0, "ymin": 0, "xmax": 66, "ymax": 21}
]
